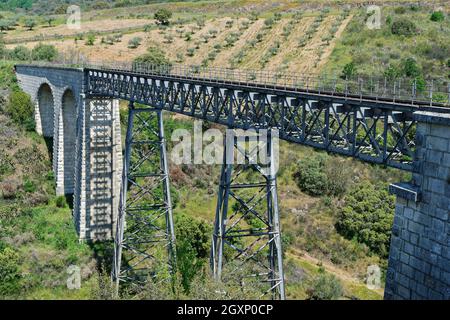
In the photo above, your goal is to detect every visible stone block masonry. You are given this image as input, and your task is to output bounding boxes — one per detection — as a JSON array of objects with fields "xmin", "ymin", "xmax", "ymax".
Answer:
[
  {"xmin": 386, "ymin": 112, "xmax": 450, "ymax": 300},
  {"xmin": 75, "ymin": 98, "xmax": 122, "ymax": 241},
  {"xmin": 15, "ymin": 66, "xmax": 122, "ymax": 241}
]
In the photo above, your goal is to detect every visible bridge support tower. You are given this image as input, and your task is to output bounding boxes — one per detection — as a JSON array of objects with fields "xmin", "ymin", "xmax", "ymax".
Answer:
[
  {"xmin": 112, "ymin": 104, "xmax": 176, "ymax": 291},
  {"xmin": 386, "ymin": 112, "xmax": 450, "ymax": 300},
  {"xmin": 211, "ymin": 129, "xmax": 285, "ymax": 300}
]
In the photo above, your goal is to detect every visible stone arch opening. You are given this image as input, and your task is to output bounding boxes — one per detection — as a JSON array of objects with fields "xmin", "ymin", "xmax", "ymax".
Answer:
[
  {"xmin": 37, "ymin": 83, "xmax": 54, "ymax": 138},
  {"xmin": 62, "ymin": 89, "xmax": 77, "ymax": 195}
]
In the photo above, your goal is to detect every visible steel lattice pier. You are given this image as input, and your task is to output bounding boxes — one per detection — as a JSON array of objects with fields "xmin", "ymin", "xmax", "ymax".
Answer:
[
  {"xmin": 113, "ymin": 104, "xmax": 176, "ymax": 290},
  {"xmin": 211, "ymin": 129, "xmax": 285, "ymax": 300}
]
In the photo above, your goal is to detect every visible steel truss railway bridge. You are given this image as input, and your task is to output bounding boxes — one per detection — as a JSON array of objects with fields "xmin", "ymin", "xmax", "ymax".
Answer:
[{"xmin": 15, "ymin": 62, "xmax": 450, "ymax": 300}]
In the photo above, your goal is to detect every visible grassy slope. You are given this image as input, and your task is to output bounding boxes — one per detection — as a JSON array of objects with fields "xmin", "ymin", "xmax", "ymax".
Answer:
[
  {"xmin": 0, "ymin": 61, "xmax": 99, "ymax": 299},
  {"xmin": 323, "ymin": 6, "xmax": 450, "ymax": 79}
]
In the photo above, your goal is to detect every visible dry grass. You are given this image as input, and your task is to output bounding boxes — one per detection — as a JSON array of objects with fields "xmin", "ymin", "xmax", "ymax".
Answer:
[{"xmin": 4, "ymin": 19, "xmax": 152, "ymax": 40}]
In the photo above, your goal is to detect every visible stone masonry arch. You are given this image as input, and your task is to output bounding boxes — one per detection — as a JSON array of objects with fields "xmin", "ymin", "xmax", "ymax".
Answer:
[
  {"xmin": 61, "ymin": 89, "xmax": 77, "ymax": 195},
  {"xmin": 36, "ymin": 83, "xmax": 54, "ymax": 137}
]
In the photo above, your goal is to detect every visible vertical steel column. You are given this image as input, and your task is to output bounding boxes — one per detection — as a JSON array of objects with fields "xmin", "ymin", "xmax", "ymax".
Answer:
[
  {"xmin": 210, "ymin": 129, "xmax": 285, "ymax": 300},
  {"xmin": 112, "ymin": 104, "xmax": 176, "ymax": 293}
]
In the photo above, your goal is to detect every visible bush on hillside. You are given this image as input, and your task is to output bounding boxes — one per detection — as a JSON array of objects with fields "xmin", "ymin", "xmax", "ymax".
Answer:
[
  {"xmin": 341, "ymin": 62, "xmax": 357, "ymax": 79},
  {"xmin": 134, "ymin": 46, "xmax": 171, "ymax": 66},
  {"xmin": 154, "ymin": 8, "xmax": 172, "ymax": 26},
  {"xmin": 0, "ymin": 247, "xmax": 21, "ymax": 296},
  {"xmin": 430, "ymin": 11, "xmax": 445, "ymax": 22},
  {"xmin": 31, "ymin": 43, "xmax": 58, "ymax": 61},
  {"xmin": 336, "ymin": 182, "xmax": 395, "ymax": 257},
  {"xmin": 175, "ymin": 214, "xmax": 211, "ymax": 293},
  {"xmin": 127, "ymin": 37, "xmax": 142, "ymax": 49},
  {"xmin": 85, "ymin": 34, "xmax": 96, "ymax": 46},
  {"xmin": 391, "ymin": 19, "xmax": 418, "ymax": 36},
  {"xmin": 402, "ymin": 57, "xmax": 421, "ymax": 78},
  {"xmin": 5, "ymin": 90, "xmax": 35, "ymax": 130},
  {"xmin": 10, "ymin": 46, "xmax": 31, "ymax": 61},
  {"xmin": 293, "ymin": 154, "xmax": 350, "ymax": 197},
  {"xmin": 307, "ymin": 273, "xmax": 343, "ymax": 300}
]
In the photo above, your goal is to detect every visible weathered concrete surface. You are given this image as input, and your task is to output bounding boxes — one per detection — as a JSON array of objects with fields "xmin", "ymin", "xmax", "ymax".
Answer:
[{"xmin": 386, "ymin": 112, "xmax": 450, "ymax": 300}]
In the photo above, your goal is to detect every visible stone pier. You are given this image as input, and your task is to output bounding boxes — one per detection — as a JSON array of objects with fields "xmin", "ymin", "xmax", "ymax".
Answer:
[
  {"xmin": 386, "ymin": 112, "xmax": 450, "ymax": 300},
  {"xmin": 73, "ymin": 97, "xmax": 122, "ymax": 241}
]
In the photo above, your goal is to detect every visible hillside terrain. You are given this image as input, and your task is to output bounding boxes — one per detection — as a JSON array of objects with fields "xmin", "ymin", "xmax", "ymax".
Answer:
[{"xmin": 0, "ymin": 1, "xmax": 449, "ymax": 300}]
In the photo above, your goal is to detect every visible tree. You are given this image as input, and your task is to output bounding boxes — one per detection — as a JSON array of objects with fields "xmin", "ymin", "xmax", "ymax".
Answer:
[
  {"xmin": 154, "ymin": 8, "xmax": 172, "ymax": 26},
  {"xmin": 0, "ymin": 19, "xmax": 12, "ymax": 33},
  {"xmin": 24, "ymin": 18, "xmax": 36, "ymax": 31},
  {"xmin": 134, "ymin": 46, "xmax": 171, "ymax": 66},
  {"xmin": 45, "ymin": 16, "xmax": 55, "ymax": 27},
  {"xmin": 335, "ymin": 182, "xmax": 395, "ymax": 257},
  {"xmin": 307, "ymin": 273, "xmax": 343, "ymax": 300}
]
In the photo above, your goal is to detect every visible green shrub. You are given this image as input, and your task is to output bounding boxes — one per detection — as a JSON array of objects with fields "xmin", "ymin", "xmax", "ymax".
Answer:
[
  {"xmin": 336, "ymin": 182, "xmax": 395, "ymax": 257},
  {"xmin": 23, "ymin": 178, "xmax": 36, "ymax": 193},
  {"xmin": 5, "ymin": 90, "xmax": 35, "ymax": 130},
  {"xmin": 294, "ymin": 155, "xmax": 328, "ymax": 196},
  {"xmin": 293, "ymin": 154, "xmax": 349, "ymax": 197},
  {"xmin": 31, "ymin": 43, "xmax": 58, "ymax": 61},
  {"xmin": 307, "ymin": 273, "xmax": 343, "ymax": 300},
  {"xmin": 264, "ymin": 17, "xmax": 274, "ymax": 29},
  {"xmin": 55, "ymin": 195, "xmax": 67, "ymax": 208},
  {"xmin": 128, "ymin": 37, "xmax": 142, "ymax": 49},
  {"xmin": 175, "ymin": 214, "xmax": 211, "ymax": 293},
  {"xmin": 384, "ymin": 65, "xmax": 401, "ymax": 80},
  {"xmin": 10, "ymin": 45, "xmax": 31, "ymax": 61},
  {"xmin": 402, "ymin": 57, "xmax": 421, "ymax": 77},
  {"xmin": 85, "ymin": 34, "xmax": 96, "ymax": 46},
  {"xmin": 341, "ymin": 62, "xmax": 357, "ymax": 79},
  {"xmin": 0, "ymin": 247, "xmax": 21, "ymax": 296},
  {"xmin": 154, "ymin": 8, "xmax": 172, "ymax": 26},
  {"xmin": 0, "ymin": 153, "xmax": 14, "ymax": 177},
  {"xmin": 430, "ymin": 11, "xmax": 445, "ymax": 22},
  {"xmin": 391, "ymin": 19, "xmax": 418, "ymax": 36},
  {"xmin": 134, "ymin": 46, "xmax": 172, "ymax": 66}
]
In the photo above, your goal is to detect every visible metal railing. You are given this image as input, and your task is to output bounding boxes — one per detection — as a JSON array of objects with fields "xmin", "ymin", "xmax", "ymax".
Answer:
[{"xmin": 20, "ymin": 56, "xmax": 450, "ymax": 107}]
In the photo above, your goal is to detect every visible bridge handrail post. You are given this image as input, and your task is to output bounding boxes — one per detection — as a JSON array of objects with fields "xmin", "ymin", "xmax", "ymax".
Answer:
[
  {"xmin": 447, "ymin": 83, "xmax": 450, "ymax": 106},
  {"xmin": 359, "ymin": 78, "xmax": 363, "ymax": 101},
  {"xmin": 344, "ymin": 76, "xmax": 348, "ymax": 98},
  {"xmin": 393, "ymin": 80, "xmax": 396, "ymax": 103},
  {"xmin": 429, "ymin": 79, "xmax": 433, "ymax": 106}
]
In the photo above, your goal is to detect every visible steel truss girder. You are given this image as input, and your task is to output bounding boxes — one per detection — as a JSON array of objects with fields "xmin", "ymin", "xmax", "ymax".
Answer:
[
  {"xmin": 112, "ymin": 104, "xmax": 176, "ymax": 291},
  {"xmin": 210, "ymin": 129, "xmax": 285, "ymax": 300},
  {"xmin": 87, "ymin": 69, "xmax": 419, "ymax": 171}
]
